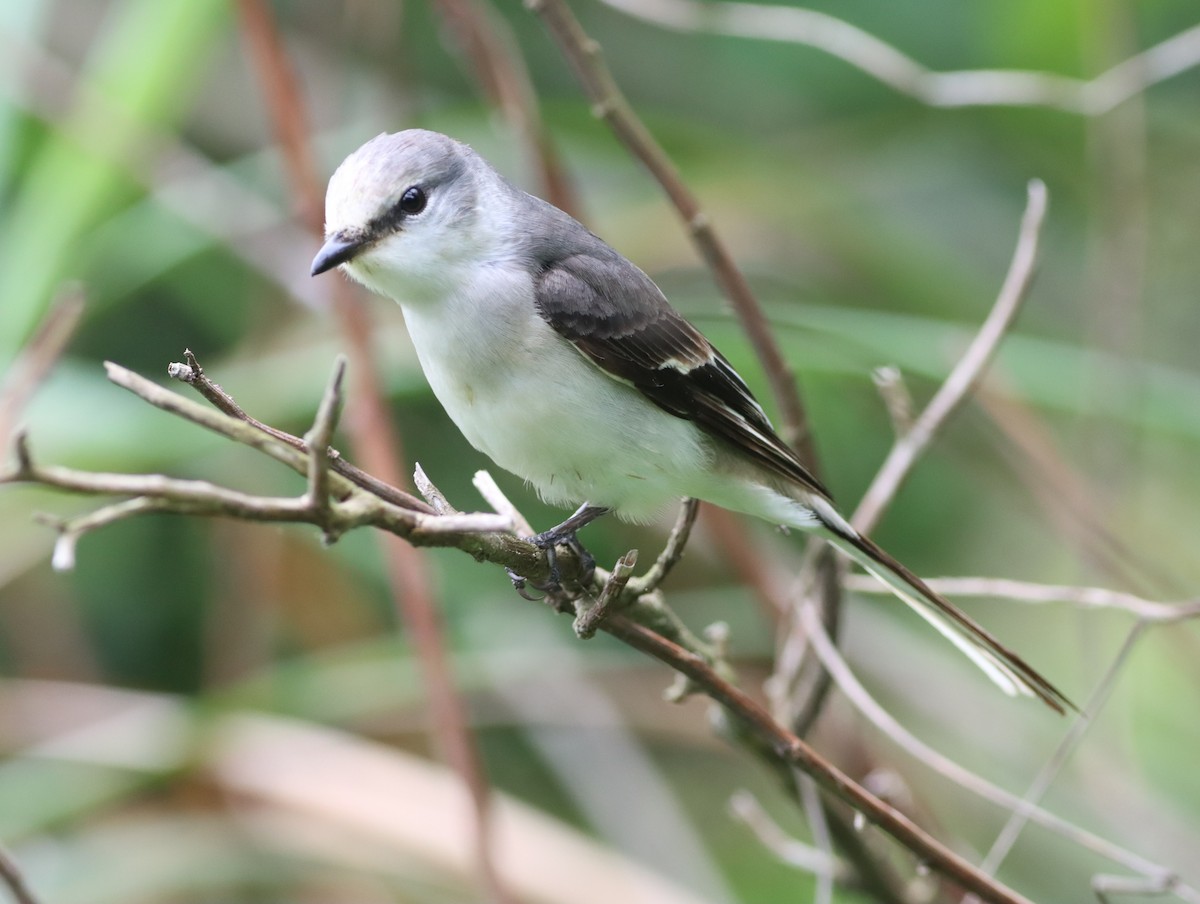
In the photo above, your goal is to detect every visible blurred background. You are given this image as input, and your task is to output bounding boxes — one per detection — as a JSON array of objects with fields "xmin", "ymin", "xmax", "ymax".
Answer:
[{"xmin": 1, "ymin": 1, "xmax": 1198, "ymax": 901}]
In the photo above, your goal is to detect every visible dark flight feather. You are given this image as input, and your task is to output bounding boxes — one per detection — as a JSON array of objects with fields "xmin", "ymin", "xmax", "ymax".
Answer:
[{"xmin": 533, "ymin": 248, "xmax": 831, "ymax": 500}]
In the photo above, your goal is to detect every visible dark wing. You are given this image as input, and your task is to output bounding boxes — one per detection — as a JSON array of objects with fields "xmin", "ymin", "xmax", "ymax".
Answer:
[{"xmin": 532, "ymin": 247, "xmax": 831, "ymax": 500}]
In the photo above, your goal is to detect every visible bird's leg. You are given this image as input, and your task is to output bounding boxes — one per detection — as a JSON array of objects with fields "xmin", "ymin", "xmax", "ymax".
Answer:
[{"xmin": 517, "ymin": 503, "xmax": 610, "ymax": 592}]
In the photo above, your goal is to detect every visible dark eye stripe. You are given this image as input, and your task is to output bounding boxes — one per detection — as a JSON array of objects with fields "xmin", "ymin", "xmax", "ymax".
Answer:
[{"xmin": 368, "ymin": 185, "xmax": 428, "ymax": 236}]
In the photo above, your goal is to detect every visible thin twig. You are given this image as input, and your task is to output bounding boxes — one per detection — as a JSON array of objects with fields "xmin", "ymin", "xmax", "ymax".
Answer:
[
  {"xmin": 527, "ymin": 0, "xmax": 815, "ymax": 459},
  {"xmin": 1093, "ymin": 872, "xmax": 1184, "ymax": 904},
  {"xmin": 627, "ymin": 498, "xmax": 699, "ymax": 594},
  {"xmin": 39, "ymin": 497, "xmax": 176, "ymax": 572},
  {"xmin": 169, "ymin": 350, "xmax": 300, "ymax": 447},
  {"xmin": 842, "ymin": 575, "xmax": 1200, "ymax": 625},
  {"xmin": 472, "ymin": 470, "xmax": 534, "ymax": 537},
  {"xmin": 967, "ymin": 625, "xmax": 1146, "ymax": 902},
  {"xmin": 432, "ymin": 0, "xmax": 580, "ymax": 214},
  {"xmin": 21, "ymin": 462, "xmax": 360, "ymax": 529},
  {"xmin": 169, "ymin": 351, "xmax": 435, "ymax": 515},
  {"xmin": 575, "ymin": 549, "xmax": 638, "ymax": 638},
  {"xmin": 871, "ymin": 365, "xmax": 914, "ymax": 437},
  {"xmin": 107, "ymin": 363, "xmax": 346, "ymax": 485},
  {"xmin": 852, "ymin": 178, "xmax": 1048, "ymax": 534},
  {"xmin": 729, "ymin": 790, "xmax": 848, "ymax": 880},
  {"xmin": 597, "ymin": 0, "xmax": 1200, "ymax": 116},
  {"xmin": 0, "ymin": 287, "xmax": 85, "ymax": 453},
  {"xmin": 411, "ymin": 511, "xmax": 514, "ymax": 535},
  {"xmin": 21, "ymin": 455, "xmax": 333, "ymax": 518},
  {"xmin": 415, "ymin": 463, "xmax": 456, "ymax": 515},
  {"xmin": 7, "ymin": 413, "xmax": 535, "ymax": 581},
  {"xmin": 600, "ymin": 613, "xmax": 1037, "ymax": 904},
  {"xmin": 304, "ymin": 357, "xmax": 347, "ymax": 538},
  {"xmin": 796, "ymin": 772, "xmax": 836, "ymax": 904},
  {"xmin": 773, "ymin": 134, "xmax": 1046, "ymax": 785},
  {"xmin": 981, "ymin": 390, "xmax": 1160, "ymax": 594},
  {"xmin": 798, "ymin": 603, "xmax": 1191, "ymax": 890},
  {"xmin": 0, "ymin": 843, "xmax": 41, "ymax": 904}
]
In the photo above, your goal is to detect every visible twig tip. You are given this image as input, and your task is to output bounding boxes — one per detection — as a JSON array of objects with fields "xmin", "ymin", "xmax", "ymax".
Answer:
[
  {"xmin": 51, "ymin": 531, "xmax": 77, "ymax": 572},
  {"xmin": 328, "ymin": 352, "xmax": 348, "ymax": 398},
  {"xmin": 1025, "ymin": 178, "xmax": 1049, "ymax": 218},
  {"xmin": 14, "ymin": 430, "xmax": 32, "ymax": 473}
]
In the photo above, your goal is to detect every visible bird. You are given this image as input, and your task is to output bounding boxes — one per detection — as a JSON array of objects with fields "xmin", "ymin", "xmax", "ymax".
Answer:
[{"xmin": 311, "ymin": 128, "xmax": 1070, "ymax": 713}]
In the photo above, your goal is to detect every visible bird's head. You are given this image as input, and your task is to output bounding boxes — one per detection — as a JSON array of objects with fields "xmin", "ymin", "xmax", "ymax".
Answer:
[{"xmin": 311, "ymin": 129, "xmax": 499, "ymax": 301}]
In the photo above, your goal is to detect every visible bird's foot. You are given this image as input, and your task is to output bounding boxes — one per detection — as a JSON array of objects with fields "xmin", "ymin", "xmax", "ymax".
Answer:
[{"xmin": 508, "ymin": 504, "xmax": 610, "ymax": 599}]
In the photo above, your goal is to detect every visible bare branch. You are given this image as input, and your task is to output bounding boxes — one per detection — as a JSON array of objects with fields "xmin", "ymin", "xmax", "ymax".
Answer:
[
  {"xmin": 527, "ymin": 0, "xmax": 817, "ymax": 460},
  {"xmin": 799, "ymin": 603, "xmax": 1196, "ymax": 898},
  {"xmin": 4, "ymin": 371, "xmax": 549, "ymax": 579},
  {"xmin": 9, "ymin": 426, "xmax": 538, "ymax": 584},
  {"xmin": 871, "ymin": 365, "xmax": 914, "ymax": 437},
  {"xmin": 10, "ymin": 352, "xmax": 1062, "ymax": 904},
  {"xmin": 575, "ymin": 549, "xmax": 639, "ymax": 638},
  {"xmin": 729, "ymin": 790, "xmax": 848, "ymax": 880},
  {"xmin": 969, "ymin": 625, "xmax": 1147, "ymax": 896},
  {"xmin": 39, "ymin": 497, "xmax": 176, "ymax": 572},
  {"xmin": 472, "ymin": 470, "xmax": 535, "ymax": 537},
  {"xmin": 852, "ymin": 178, "xmax": 1048, "ymax": 534},
  {"xmin": 170, "ymin": 351, "xmax": 435, "ymax": 515},
  {"xmin": 0, "ymin": 843, "xmax": 41, "ymax": 904},
  {"xmin": 169, "ymin": 350, "xmax": 301, "ymax": 448},
  {"xmin": 412, "ymin": 469, "xmax": 514, "ymax": 532},
  {"xmin": 20, "ymin": 459, "xmax": 324, "ymax": 520},
  {"xmin": 1093, "ymin": 872, "xmax": 1186, "ymax": 904},
  {"xmin": 627, "ymin": 498, "xmax": 699, "ymax": 594},
  {"xmin": 597, "ymin": 0, "xmax": 1200, "ymax": 116},
  {"xmin": 0, "ymin": 287, "xmax": 85, "ymax": 454},
  {"xmin": 108, "ymin": 361, "xmax": 315, "ymax": 470},
  {"xmin": 303, "ymin": 357, "xmax": 347, "ymax": 538},
  {"xmin": 433, "ymin": 0, "xmax": 581, "ymax": 214},
  {"xmin": 842, "ymin": 575, "xmax": 1200, "ymax": 624},
  {"xmin": 601, "ymin": 613, "xmax": 1038, "ymax": 904},
  {"xmin": 411, "ymin": 511, "xmax": 514, "ymax": 535},
  {"xmin": 415, "ymin": 463, "xmax": 456, "ymax": 514}
]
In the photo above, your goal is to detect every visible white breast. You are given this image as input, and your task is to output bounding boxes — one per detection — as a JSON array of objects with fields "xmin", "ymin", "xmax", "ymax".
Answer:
[{"xmin": 394, "ymin": 264, "xmax": 718, "ymax": 522}]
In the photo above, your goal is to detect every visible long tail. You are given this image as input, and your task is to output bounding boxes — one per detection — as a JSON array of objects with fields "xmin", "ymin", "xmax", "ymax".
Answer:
[{"xmin": 809, "ymin": 499, "xmax": 1073, "ymax": 714}]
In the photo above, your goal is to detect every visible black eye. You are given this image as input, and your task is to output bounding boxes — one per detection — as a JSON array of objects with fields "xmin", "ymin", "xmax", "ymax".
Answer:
[{"xmin": 399, "ymin": 186, "xmax": 427, "ymax": 215}]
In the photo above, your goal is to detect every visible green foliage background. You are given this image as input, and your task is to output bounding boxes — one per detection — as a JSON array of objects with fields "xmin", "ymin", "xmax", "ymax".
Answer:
[{"xmin": 1, "ymin": 1, "xmax": 1198, "ymax": 901}]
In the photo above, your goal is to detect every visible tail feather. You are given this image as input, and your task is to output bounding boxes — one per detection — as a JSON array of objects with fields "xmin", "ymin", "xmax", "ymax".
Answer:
[{"xmin": 810, "ymin": 503, "xmax": 1072, "ymax": 714}]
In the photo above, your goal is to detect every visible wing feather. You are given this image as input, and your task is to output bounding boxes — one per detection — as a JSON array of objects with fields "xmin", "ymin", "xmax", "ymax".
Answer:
[{"xmin": 532, "ymin": 250, "xmax": 830, "ymax": 499}]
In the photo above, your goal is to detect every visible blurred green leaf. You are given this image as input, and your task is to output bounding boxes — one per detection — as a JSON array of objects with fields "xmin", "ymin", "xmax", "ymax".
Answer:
[{"xmin": 0, "ymin": 0, "xmax": 226, "ymax": 362}]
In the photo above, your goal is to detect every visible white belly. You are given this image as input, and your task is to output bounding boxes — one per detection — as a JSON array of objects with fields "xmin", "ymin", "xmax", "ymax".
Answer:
[{"xmin": 397, "ymin": 277, "xmax": 715, "ymax": 522}]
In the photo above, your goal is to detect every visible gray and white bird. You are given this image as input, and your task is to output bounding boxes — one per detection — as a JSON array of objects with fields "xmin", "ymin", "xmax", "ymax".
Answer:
[{"xmin": 312, "ymin": 129, "xmax": 1069, "ymax": 713}]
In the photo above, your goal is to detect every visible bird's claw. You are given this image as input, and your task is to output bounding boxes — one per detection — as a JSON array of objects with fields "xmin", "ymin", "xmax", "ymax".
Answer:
[
  {"xmin": 507, "ymin": 503, "xmax": 609, "ymax": 601},
  {"xmin": 507, "ymin": 568, "xmax": 545, "ymax": 601}
]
